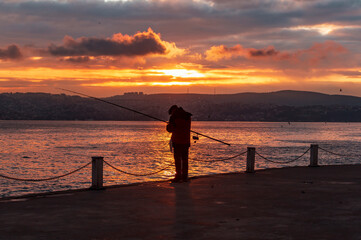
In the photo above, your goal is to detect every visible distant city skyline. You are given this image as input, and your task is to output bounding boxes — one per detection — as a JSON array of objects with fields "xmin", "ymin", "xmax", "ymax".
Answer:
[{"xmin": 0, "ymin": 0, "xmax": 360, "ymax": 97}]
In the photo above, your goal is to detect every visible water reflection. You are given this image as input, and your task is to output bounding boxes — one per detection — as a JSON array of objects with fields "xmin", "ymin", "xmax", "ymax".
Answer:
[{"xmin": 1, "ymin": 121, "xmax": 361, "ymax": 197}]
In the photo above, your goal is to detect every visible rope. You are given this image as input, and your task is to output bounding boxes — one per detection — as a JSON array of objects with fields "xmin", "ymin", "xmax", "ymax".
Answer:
[
  {"xmin": 190, "ymin": 151, "xmax": 247, "ymax": 162},
  {"xmin": 255, "ymin": 147, "xmax": 310, "ymax": 164},
  {"xmin": 0, "ymin": 161, "xmax": 91, "ymax": 182},
  {"xmin": 319, "ymin": 146, "xmax": 361, "ymax": 158},
  {"xmin": 103, "ymin": 159, "xmax": 173, "ymax": 176}
]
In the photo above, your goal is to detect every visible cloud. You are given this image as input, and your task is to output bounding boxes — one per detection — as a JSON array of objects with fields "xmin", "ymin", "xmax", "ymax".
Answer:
[
  {"xmin": 332, "ymin": 70, "xmax": 361, "ymax": 78},
  {"xmin": 249, "ymin": 48, "xmax": 279, "ymax": 57},
  {"xmin": 0, "ymin": 0, "xmax": 360, "ymax": 54},
  {"xmin": 61, "ymin": 56, "xmax": 90, "ymax": 63},
  {"xmin": 47, "ymin": 28, "xmax": 178, "ymax": 57},
  {"xmin": 205, "ymin": 45, "xmax": 279, "ymax": 61},
  {"xmin": 0, "ymin": 45, "xmax": 22, "ymax": 60},
  {"xmin": 205, "ymin": 41, "xmax": 352, "ymax": 69},
  {"xmin": 288, "ymin": 41, "xmax": 348, "ymax": 67},
  {"xmin": 0, "ymin": 0, "xmax": 361, "ymax": 97}
]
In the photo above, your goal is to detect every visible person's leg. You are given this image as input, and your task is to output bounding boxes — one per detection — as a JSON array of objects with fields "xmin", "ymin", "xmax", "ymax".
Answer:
[
  {"xmin": 173, "ymin": 146, "xmax": 182, "ymax": 181},
  {"xmin": 181, "ymin": 146, "xmax": 189, "ymax": 181}
]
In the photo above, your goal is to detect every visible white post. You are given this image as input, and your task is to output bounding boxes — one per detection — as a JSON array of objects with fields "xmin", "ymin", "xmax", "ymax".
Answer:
[
  {"xmin": 309, "ymin": 144, "xmax": 319, "ymax": 167},
  {"xmin": 91, "ymin": 156, "xmax": 104, "ymax": 189},
  {"xmin": 246, "ymin": 147, "xmax": 255, "ymax": 173}
]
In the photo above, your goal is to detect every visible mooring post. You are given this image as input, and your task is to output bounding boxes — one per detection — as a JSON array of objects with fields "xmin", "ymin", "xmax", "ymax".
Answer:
[
  {"xmin": 309, "ymin": 144, "xmax": 319, "ymax": 167},
  {"xmin": 91, "ymin": 156, "xmax": 104, "ymax": 190},
  {"xmin": 246, "ymin": 147, "xmax": 256, "ymax": 173}
]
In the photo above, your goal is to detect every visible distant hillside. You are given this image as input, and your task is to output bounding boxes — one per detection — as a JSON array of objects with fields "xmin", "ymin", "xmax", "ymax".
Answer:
[
  {"xmin": 1, "ymin": 90, "xmax": 361, "ymax": 122},
  {"xmin": 119, "ymin": 90, "xmax": 361, "ymax": 106}
]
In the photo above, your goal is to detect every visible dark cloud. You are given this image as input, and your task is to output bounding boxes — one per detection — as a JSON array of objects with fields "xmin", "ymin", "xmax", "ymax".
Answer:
[
  {"xmin": 249, "ymin": 48, "xmax": 279, "ymax": 57},
  {"xmin": 0, "ymin": 0, "xmax": 360, "ymax": 53},
  {"xmin": 47, "ymin": 28, "xmax": 167, "ymax": 57},
  {"xmin": 205, "ymin": 45, "xmax": 280, "ymax": 60},
  {"xmin": 62, "ymin": 56, "xmax": 90, "ymax": 63},
  {"xmin": 0, "ymin": 45, "xmax": 22, "ymax": 60}
]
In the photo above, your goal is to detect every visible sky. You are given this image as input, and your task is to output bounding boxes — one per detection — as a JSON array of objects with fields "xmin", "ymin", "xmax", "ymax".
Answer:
[{"xmin": 0, "ymin": 0, "xmax": 360, "ymax": 97}]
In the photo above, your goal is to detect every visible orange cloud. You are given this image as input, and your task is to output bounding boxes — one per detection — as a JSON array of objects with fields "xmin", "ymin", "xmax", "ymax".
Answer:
[
  {"xmin": 205, "ymin": 45, "xmax": 245, "ymax": 61},
  {"xmin": 47, "ymin": 28, "xmax": 182, "ymax": 58},
  {"xmin": 288, "ymin": 41, "xmax": 348, "ymax": 67},
  {"xmin": 205, "ymin": 41, "xmax": 350, "ymax": 69},
  {"xmin": 205, "ymin": 44, "xmax": 279, "ymax": 61}
]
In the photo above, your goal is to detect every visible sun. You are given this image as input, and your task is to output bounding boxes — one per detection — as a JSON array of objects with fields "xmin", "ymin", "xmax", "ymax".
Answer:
[
  {"xmin": 151, "ymin": 81, "xmax": 192, "ymax": 86},
  {"xmin": 150, "ymin": 69, "xmax": 205, "ymax": 79}
]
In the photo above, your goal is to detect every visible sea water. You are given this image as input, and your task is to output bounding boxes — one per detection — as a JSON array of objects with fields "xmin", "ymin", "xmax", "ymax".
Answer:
[{"xmin": 1, "ymin": 120, "xmax": 360, "ymax": 198}]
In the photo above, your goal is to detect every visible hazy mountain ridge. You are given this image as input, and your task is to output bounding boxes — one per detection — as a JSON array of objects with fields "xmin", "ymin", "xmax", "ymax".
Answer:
[
  {"xmin": 120, "ymin": 90, "xmax": 361, "ymax": 106},
  {"xmin": 1, "ymin": 90, "xmax": 361, "ymax": 121}
]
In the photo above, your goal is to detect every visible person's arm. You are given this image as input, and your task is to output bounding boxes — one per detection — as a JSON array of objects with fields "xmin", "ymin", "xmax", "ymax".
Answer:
[{"xmin": 166, "ymin": 116, "xmax": 176, "ymax": 132}]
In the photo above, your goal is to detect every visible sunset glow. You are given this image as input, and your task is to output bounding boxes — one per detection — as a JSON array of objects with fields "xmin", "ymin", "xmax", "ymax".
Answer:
[
  {"xmin": 0, "ymin": 0, "xmax": 360, "ymax": 96},
  {"xmin": 289, "ymin": 24, "xmax": 347, "ymax": 35},
  {"xmin": 151, "ymin": 81, "xmax": 192, "ymax": 86},
  {"xmin": 150, "ymin": 69, "xmax": 205, "ymax": 79}
]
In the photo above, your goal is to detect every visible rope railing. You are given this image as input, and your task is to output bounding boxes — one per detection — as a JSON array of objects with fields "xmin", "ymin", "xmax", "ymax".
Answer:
[
  {"xmin": 319, "ymin": 146, "xmax": 361, "ymax": 158},
  {"xmin": 255, "ymin": 147, "xmax": 311, "ymax": 164},
  {"xmin": 190, "ymin": 151, "xmax": 247, "ymax": 162},
  {"xmin": 1, "ymin": 143, "xmax": 357, "ymax": 193},
  {"xmin": 0, "ymin": 161, "xmax": 91, "ymax": 182},
  {"xmin": 103, "ymin": 159, "xmax": 174, "ymax": 177}
]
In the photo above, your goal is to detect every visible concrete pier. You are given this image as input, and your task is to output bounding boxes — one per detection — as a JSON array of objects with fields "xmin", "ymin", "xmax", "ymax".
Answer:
[{"xmin": 0, "ymin": 165, "xmax": 360, "ymax": 240}]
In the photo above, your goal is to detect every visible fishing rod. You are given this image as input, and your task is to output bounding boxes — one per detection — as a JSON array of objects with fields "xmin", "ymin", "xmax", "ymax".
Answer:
[{"xmin": 57, "ymin": 88, "xmax": 231, "ymax": 146}]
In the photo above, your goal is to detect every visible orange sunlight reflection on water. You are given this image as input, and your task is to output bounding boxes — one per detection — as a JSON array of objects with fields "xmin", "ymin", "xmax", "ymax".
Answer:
[{"xmin": 1, "ymin": 121, "xmax": 361, "ymax": 198}]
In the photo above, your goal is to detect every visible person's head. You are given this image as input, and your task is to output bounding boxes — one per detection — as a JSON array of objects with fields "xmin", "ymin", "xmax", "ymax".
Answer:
[{"xmin": 168, "ymin": 105, "xmax": 178, "ymax": 115}]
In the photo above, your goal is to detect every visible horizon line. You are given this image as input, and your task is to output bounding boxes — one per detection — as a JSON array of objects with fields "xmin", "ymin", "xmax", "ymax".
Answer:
[{"xmin": 0, "ymin": 89, "xmax": 352, "ymax": 98}]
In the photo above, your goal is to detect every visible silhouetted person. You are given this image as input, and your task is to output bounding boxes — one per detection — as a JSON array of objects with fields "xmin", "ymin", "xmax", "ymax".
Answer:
[{"xmin": 166, "ymin": 105, "xmax": 192, "ymax": 182}]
